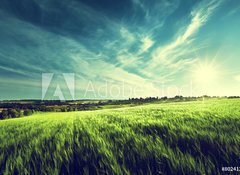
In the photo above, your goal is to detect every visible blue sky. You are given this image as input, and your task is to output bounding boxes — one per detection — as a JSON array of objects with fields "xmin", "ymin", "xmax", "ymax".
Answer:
[{"xmin": 0, "ymin": 0, "xmax": 240, "ymax": 100}]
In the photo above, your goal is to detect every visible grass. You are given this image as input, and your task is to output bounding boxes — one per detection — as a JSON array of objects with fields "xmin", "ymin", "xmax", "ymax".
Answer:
[{"xmin": 0, "ymin": 98, "xmax": 239, "ymax": 174}]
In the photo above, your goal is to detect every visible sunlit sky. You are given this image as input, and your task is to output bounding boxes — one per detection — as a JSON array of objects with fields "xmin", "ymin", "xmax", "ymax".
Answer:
[{"xmin": 0, "ymin": 0, "xmax": 240, "ymax": 100}]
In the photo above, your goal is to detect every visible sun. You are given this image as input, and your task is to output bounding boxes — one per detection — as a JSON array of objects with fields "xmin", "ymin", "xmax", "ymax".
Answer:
[{"xmin": 193, "ymin": 62, "xmax": 218, "ymax": 84}]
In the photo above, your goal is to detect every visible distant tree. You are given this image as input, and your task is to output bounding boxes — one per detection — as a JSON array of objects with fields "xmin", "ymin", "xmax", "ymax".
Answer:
[
  {"xmin": 61, "ymin": 107, "xmax": 67, "ymax": 112},
  {"xmin": 7, "ymin": 109, "xmax": 20, "ymax": 118},
  {"xmin": 228, "ymin": 96, "xmax": 240, "ymax": 99},
  {"xmin": 107, "ymin": 100, "xmax": 112, "ymax": 104},
  {"xmin": 174, "ymin": 95, "xmax": 183, "ymax": 99},
  {"xmin": 202, "ymin": 95, "xmax": 210, "ymax": 98},
  {"xmin": 2, "ymin": 110, "xmax": 9, "ymax": 118},
  {"xmin": 161, "ymin": 96, "xmax": 168, "ymax": 100},
  {"xmin": 98, "ymin": 101, "xmax": 103, "ymax": 105},
  {"xmin": 67, "ymin": 106, "xmax": 74, "ymax": 112},
  {"xmin": 23, "ymin": 109, "xmax": 33, "ymax": 116}
]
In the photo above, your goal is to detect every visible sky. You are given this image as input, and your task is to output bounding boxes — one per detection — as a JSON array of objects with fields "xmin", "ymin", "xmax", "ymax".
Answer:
[{"xmin": 0, "ymin": 0, "xmax": 240, "ymax": 100}]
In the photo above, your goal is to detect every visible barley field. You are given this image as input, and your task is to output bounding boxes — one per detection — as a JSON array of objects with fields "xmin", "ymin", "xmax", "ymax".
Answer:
[{"xmin": 0, "ymin": 99, "xmax": 239, "ymax": 175}]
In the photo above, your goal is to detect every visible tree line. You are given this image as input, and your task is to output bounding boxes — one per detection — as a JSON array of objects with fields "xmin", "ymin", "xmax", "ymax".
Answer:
[
  {"xmin": 0, "ymin": 109, "xmax": 33, "ymax": 120},
  {"xmin": 0, "ymin": 95, "xmax": 239, "ymax": 120}
]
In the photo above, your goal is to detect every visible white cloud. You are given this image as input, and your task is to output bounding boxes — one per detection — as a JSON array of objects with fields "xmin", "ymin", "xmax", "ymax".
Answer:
[
  {"xmin": 116, "ymin": 50, "xmax": 137, "ymax": 67},
  {"xmin": 139, "ymin": 36, "xmax": 154, "ymax": 53},
  {"xmin": 120, "ymin": 27, "xmax": 135, "ymax": 43}
]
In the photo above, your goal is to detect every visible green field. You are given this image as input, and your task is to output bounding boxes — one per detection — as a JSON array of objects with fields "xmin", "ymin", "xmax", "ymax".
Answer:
[{"xmin": 0, "ymin": 99, "xmax": 239, "ymax": 174}]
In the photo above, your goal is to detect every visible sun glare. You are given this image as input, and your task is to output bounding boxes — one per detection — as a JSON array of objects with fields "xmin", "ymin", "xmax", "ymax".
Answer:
[{"xmin": 194, "ymin": 63, "xmax": 218, "ymax": 84}]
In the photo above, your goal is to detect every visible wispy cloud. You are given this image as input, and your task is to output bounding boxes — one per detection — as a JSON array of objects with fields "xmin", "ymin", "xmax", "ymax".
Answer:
[
  {"xmin": 143, "ymin": 0, "xmax": 223, "ymax": 81},
  {"xmin": 1, "ymin": 0, "xmax": 239, "ymax": 99},
  {"xmin": 225, "ymin": 4, "xmax": 240, "ymax": 17},
  {"xmin": 0, "ymin": 5, "xmax": 160, "ymax": 98},
  {"xmin": 120, "ymin": 27, "xmax": 136, "ymax": 43},
  {"xmin": 139, "ymin": 36, "xmax": 154, "ymax": 53}
]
